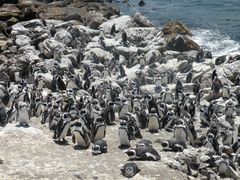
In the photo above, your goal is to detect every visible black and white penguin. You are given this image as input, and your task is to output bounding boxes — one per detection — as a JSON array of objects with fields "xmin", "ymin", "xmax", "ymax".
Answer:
[
  {"xmin": 232, "ymin": 137, "xmax": 240, "ymax": 154},
  {"xmin": 92, "ymin": 139, "xmax": 107, "ymax": 155},
  {"xmin": 102, "ymin": 101, "xmax": 115, "ymax": 125},
  {"xmin": 122, "ymin": 30, "xmax": 128, "ymax": 47},
  {"xmin": 203, "ymin": 133, "xmax": 219, "ymax": 153},
  {"xmin": 98, "ymin": 36, "xmax": 107, "ymax": 50},
  {"xmin": 32, "ymin": 97, "xmax": 43, "ymax": 117},
  {"xmin": 92, "ymin": 117, "xmax": 106, "ymax": 142},
  {"xmin": 147, "ymin": 108, "xmax": 160, "ymax": 133},
  {"xmin": 54, "ymin": 113, "xmax": 72, "ymax": 142},
  {"xmin": 0, "ymin": 102, "xmax": 7, "ymax": 126},
  {"xmin": 225, "ymin": 100, "xmax": 235, "ymax": 117},
  {"xmin": 49, "ymin": 111, "xmax": 62, "ymax": 131},
  {"xmin": 7, "ymin": 102, "xmax": 17, "ymax": 123},
  {"xmin": 221, "ymin": 128, "xmax": 234, "ymax": 146},
  {"xmin": 125, "ymin": 146, "xmax": 161, "ymax": 161},
  {"xmin": 110, "ymin": 24, "xmax": 116, "ymax": 36},
  {"xmin": 196, "ymin": 47, "xmax": 204, "ymax": 62},
  {"xmin": 211, "ymin": 76, "xmax": 222, "ymax": 93},
  {"xmin": 136, "ymin": 139, "xmax": 152, "ymax": 147},
  {"xmin": 71, "ymin": 120, "xmax": 91, "ymax": 149},
  {"xmin": 17, "ymin": 101, "xmax": 30, "ymax": 127},
  {"xmin": 212, "ymin": 69, "xmax": 218, "ymax": 81},
  {"xmin": 162, "ymin": 88, "xmax": 174, "ymax": 104},
  {"xmin": 173, "ymin": 119, "xmax": 188, "ymax": 146},
  {"xmin": 161, "ymin": 138, "xmax": 184, "ymax": 152},
  {"xmin": 200, "ymin": 105, "xmax": 210, "ymax": 127},
  {"xmin": 234, "ymin": 74, "xmax": 240, "ymax": 86},
  {"xmin": 193, "ymin": 80, "xmax": 201, "ymax": 95},
  {"xmin": 218, "ymin": 153, "xmax": 239, "ymax": 179},
  {"xmin": 222, "ymin": 84, "xmax": 230, "ymax": 99},
  {"xmin": 186, "ymin": 70, "xmax": 193, "ymax": 83},
  {"xmin": 175, "ymin": 79, "xmax": 183, "ymax": 99},
  {"xmin": 119, "ymin": 99, "xmax": 129, "ymax": 118},
  {"xmin": 118, "ymin": 120, "xmax": 131, "ymax": 149},
  {"xmin": 121, "ymin": 162, "xmax": 141, "ymax": 178}
]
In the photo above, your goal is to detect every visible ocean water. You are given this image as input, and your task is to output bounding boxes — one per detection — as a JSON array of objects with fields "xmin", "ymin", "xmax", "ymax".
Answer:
[{"xmin": 116, "ymin": 0, "xmax": 240, "ymax": 56}]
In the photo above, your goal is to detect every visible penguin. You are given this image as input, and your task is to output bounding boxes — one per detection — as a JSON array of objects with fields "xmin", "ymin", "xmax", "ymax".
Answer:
[
  {"xmin": 122, "ymin": 30, "xmax": 128, "ymax": 47},
  {"xmin": 161, "ymin": 138, "xmax": 184, "ymax": 152},
  {"xmin": 186, "ymin": 120, "xmax": 197, "ymax": 143},
  {"xmin": 221, "ymin": 128, "xmax": 234, "ymax": 146},
  {"xmin": 203, "ymin": 133, "xmax": 219, "ymax": 153},
  {"xmin": 175, "ymin": 79, "xmax": 183, "ymax": 99},
  {"xmin": 71, "ymin": 120, "xmax": 91, "ymax": 149},
  {"xmin": 7, "ymin": 102, "xmax": 17, "ymax": 123},
  {"xmin": 92, "ymin": 117, "xmax": 106, "ymax": 142},
  {"xmin": 218, "ymin": 153, "xmax": 240, "ymax": 179},
  {"xmin": 173, "ymin": 119, "xmax": 188, "ymax": 146},
  {"xmin": 222, "ymin": 84, "xmax": 230, "ymax": 99},
  {"xmin": 211, "ymin": 77, "xmax": 222, "ymax": 92},
  {"xmin": 162, "ymin": 88, "xmax": 174, "ymax": 104},
  {"xmin": 101, "ymin": 101, "xmax": 115, "ymax": 125},
  {"xmin": 110, "ymin": 24, "xmax": 117, "ymax": 36},
  {"xmin": 138, "ymin": 0, "xmax": 145, "ymax": 6},
  {"xmin": 232, "ymin": 137, "xmax": 240, "ymax": 154},
  {"xmin": 125, "ymin": 146, "xmax": 161, "ymax": 161},
  {"xmin": 200, "ymin": 105, "xmax": 210, "ymax": 127},
  {"xmin": 121, "ymin": 162, "xmax": 141, "ymax": 178},
  {"xmin": 32, "ymin": 97, "xmax": 43, "ymax": 117},
  {"xmin": 98, "ymin": 36, "xmax": 107, "ymax": 50},
  {"xmin": 186, "ymin": 70, "xmax": 193, "ymax": 83},
  {"xmin": 147, "ymin": 108, "xmax": 160, "ymax": 133},
  {"xmin": 234, "ymin": 75, "xmax": 240, "ymax": 86},
  {"xmin": 136, "ymin": 139, "xmax": 152, "ymax": 147},
  {"xmin": 225, "ymin": 100, "xmax": 235, "ymax": 117},
  {"xmin": 193, "ymin": 80, "xmax": 201, "ymax": 95},
  {"xmin": 0, "ymin": 102, "xmax": 7, "ymax": 126},
  {"xmin": 119, "ymin": 99, "xmax": 129, "ymax": 118},
  {"xmin": 92, "ymin": 139, "xmax": 108, "ymax": 155},
  {"xmin": 17, "ymin": 102, "xmax": 30, "ymax": 127},
  {"xmin": 196, "ymin": 47, "xmax": 204, "ymax": 62},
  {"xmin": 161, "ymin": 72, "xmax": 168, "ymax": 86},
  {"xmin": 212, "ymin": 69, "xmax": 218, "ymax": 81},
  {"xmin": 49, "ymin": 111, "xmax": 62, "ymax": 131},
  {"xmin": 135, "ymin": 107, "xmax": 148, "ymax": 129},
  {"xmin": 118, "ymin": 120, "xmax": 131, "ymax": 149},
  {"xmin": 54, "ymin": 113, "xmax": 71, "ymax": 142}
]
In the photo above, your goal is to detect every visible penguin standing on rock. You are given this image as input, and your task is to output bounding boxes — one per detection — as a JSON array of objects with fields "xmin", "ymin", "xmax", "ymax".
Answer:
[{"xmin": 122, "ymin": 30, "xmax": 128, "ymax": 47}]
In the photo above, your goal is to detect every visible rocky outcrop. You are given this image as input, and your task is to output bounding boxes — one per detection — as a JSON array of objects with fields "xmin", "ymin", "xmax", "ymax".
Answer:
[{"xmin": 162, "ymin": 21, "xmax": 192, "ymax": 36}]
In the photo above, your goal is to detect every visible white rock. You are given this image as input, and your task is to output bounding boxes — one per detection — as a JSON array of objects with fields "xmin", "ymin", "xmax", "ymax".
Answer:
[
  {"xmin": 15, "ymin": 35, "xmax": 31, "ymax": 47},
  {"xmin": 99, "ymin": 15, "xmax": 135, "ymax": 34},
  {"xmin": 54, "ymin": 29, "xmax": 73, "ymax": 46}
]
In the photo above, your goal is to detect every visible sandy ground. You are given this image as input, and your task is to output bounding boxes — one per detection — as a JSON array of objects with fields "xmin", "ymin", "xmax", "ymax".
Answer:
[{"xmin": 0, "ymin": 117, "xmax": 188, "ymax": 180}]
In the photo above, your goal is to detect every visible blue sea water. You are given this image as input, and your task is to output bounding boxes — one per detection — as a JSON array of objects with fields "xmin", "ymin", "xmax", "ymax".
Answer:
[{"xmin": 115, "ymin": 0, "xmax": 240, "ymax": 56}]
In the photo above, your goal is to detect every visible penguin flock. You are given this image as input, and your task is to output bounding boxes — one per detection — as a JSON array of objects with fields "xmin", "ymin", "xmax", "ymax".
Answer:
[{"xmin": 1, "ymin": 16, "xmax": 240, "ymax": 179}]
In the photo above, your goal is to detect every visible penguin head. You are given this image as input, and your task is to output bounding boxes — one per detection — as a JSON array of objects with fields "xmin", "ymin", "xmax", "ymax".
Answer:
[
  {"xmin": 173, "ymin": 144, "xmax": 184, "ymax": 152},
  {"xmin": 161, "ymin": 141, "xmax": 169, "ymax": 148},
  {"xmin": 92, "ymin": 144, "xmax": 101, "ymax": 155},
  {"xmin": 125, "ymin": 148, "xmax": 137, "ymax": 159},
  {"xmin": 207, "ymin": 133, "xmax": 214, "ymax": 140},
  {"xmin": 121, "ymin": 162, "xmax": 140, "ymax": 178},
  {"xmin": 62, "ymin": 113, "xmax": 71, "ymax": 121}
]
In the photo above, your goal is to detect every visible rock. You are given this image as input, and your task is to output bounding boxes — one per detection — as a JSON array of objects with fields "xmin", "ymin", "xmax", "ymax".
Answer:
[
  {"xmin": 7, "ymin": 17, "xmax": 19, "ymax": 26},
  {"xmin": 178, "ymin": 61, "xmax": 192, "ymax": 73},
  {"xmin": 124, "ymin": 27, "xmax": 160, "ymax": 46},
  {"xmin": 15, "ymin": 35, "xmax": 31, "ymax": 47},
  {"xmin": 0, "ymin": 4, "xmax": 21, "ymax": 21},
  {"xmin": 115, "ymin": 46, "xmax": 138, "ymax": 60},
  {"xmin": 133, "ymin": 12, "xmax": 155, "ymax": 27},
  {"xmin": 145, "ymin": 49, "xmax": 162, "ymax": 64},
  {"xmin": 84, "ymin": 48, "xmax": 113, "ymax": 64},
  {"xmin": 162, "ymin": 21, "xmax": 192, "ymax": 36},
  {"xmin": 166, "ymin": 35, "xmax": 200, "ymax": 52},
  {"xmin": 99, "ymin": 15, "xmax": 134, "ymax": 34},
  {"xmin": 85, "ymin": 11, "xmax": 107, "ymax": 29},
  {"xmin": 54, "ymin": 29, "xmax": 73, "ymax": 47},
  {"xmin": 39, "ymin": 38, "xmax": 66, "ymax": 59}
]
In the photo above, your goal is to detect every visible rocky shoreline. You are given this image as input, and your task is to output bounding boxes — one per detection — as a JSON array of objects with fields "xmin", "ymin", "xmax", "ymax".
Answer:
[{"xmin": 1, "ymin": 0, "xmax": 240, "ymax": 180}]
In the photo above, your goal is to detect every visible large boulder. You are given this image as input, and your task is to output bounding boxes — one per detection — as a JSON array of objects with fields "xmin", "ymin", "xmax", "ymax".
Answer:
[
  {"xmin": 162, "ymin": 21, "xmax": 192, "ymax": 36},
  {"xmin": 133, "ymin": 12, "xmax": 155, "ymax": 27},
  {"xmin": 39, "ymin": 38, "xmax": 66, "ymax": 59},
  {"xmin": 166, "ymin": 35, "xmax": 200, "ymax": 52},
  {"xmin": 99, "ymin": 15, "xmax": 135, "ymax": 34},
  {"xmin": 0, "ymin": 4, "xmax": 21, "ymax": 21},
  {"xmin": 54, "ymin": 29, "xmax": 73, "ymax": 47}
]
